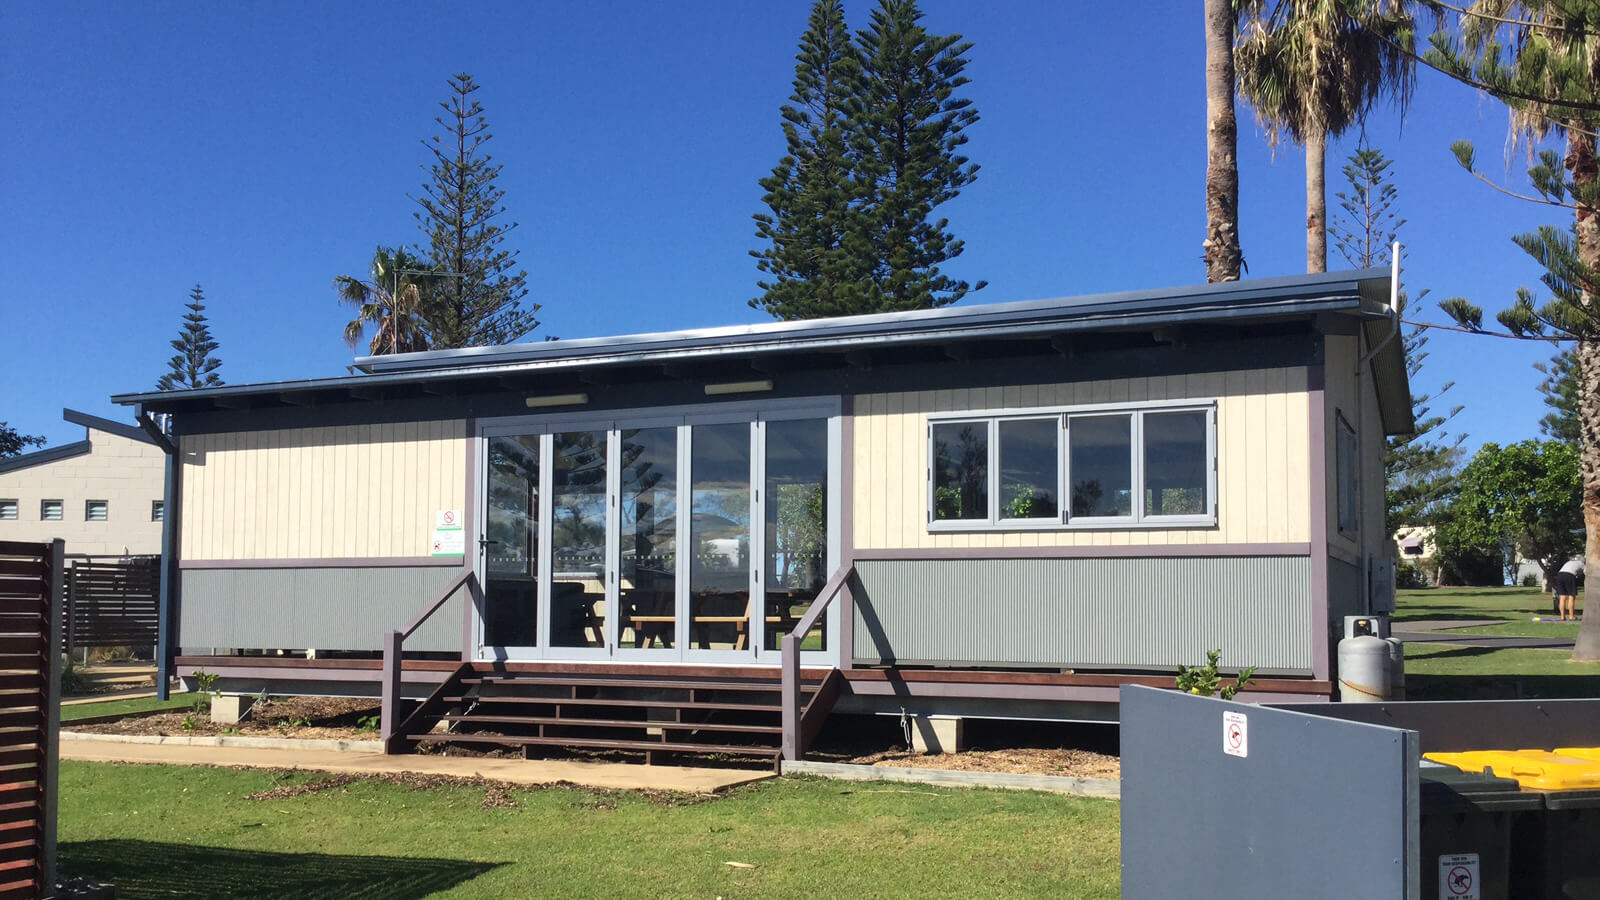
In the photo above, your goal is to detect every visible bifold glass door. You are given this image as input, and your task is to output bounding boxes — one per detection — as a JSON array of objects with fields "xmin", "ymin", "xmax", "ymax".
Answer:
[{"xmin": 478, "ymin": 406, "xmax": 836, "ymax": 663}]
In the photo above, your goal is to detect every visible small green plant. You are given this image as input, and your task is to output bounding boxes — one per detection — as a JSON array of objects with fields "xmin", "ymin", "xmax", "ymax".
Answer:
[
  {"xmin": 277, "ymin": 717, "xmax": 312, "ymax": 730},
  {"xmin": 59, "ymin": 655, "xmax": 89, "ymax": 696},
  {"xmin": 1520, "ymin": 572, "xmax": 1541, "ymax": 588},
  {"xmin": 356, "ymin": 714, "xmax": 381, "ymax": 733},
  {"xmin": 190, "ymin": 669, "xmax": 219, "ymax": 715},
  {"xmin": 1175, "ymin": 649, "xmax": 1258, "ymax": 700},
  {"xmin": 180, "ymin": 714, "xmax": 197, "ymax": 732}
]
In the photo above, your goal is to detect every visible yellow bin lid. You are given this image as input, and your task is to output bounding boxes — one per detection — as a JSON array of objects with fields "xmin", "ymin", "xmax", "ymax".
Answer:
[
  {"xmin": 1554, "ymin": 747, "xmax": 1600, "ymax": 764},
  {"xmin": 1424, "ymin": 750, "xmax": 1600, "ymax": 791}
]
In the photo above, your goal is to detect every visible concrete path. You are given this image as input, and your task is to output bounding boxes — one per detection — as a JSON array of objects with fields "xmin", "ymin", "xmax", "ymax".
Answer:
[{"xmin": 59, "ymin": 740, "xmax": 774, "ymax": 793}]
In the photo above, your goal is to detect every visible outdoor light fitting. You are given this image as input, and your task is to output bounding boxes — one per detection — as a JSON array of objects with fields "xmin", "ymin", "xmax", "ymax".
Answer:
[
  {"xmin": 523, "ymin": 392, "xmax": 589, "ymax": 408},
  {"xmin": 703, "ymin": 379, "xmax": 774, "ymax": 396}
]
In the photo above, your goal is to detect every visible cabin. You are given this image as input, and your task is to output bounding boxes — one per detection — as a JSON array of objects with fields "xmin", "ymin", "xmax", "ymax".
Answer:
[{"xmin": 113, "ymin": 268, "xmax": 1411, "ymax": 763}]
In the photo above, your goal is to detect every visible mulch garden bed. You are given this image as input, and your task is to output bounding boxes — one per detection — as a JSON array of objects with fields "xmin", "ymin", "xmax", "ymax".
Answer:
[{"xmin": 68, "ymin": 696, "xmax": 380, "ymax": 741}]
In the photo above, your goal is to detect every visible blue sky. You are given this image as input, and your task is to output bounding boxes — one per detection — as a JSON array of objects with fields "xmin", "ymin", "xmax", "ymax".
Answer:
[{"xmin": 0, "ymin": 1, "xmax": 1566, "ymax": 450}]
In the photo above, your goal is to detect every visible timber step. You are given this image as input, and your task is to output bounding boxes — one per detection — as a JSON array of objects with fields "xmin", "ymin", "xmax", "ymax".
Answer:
[
  {"xmin": 435, "ymin": 713, "xmax": 783, "ymax": 735},
  {"xmin": 393, "ymin": 667, "xmax": 833, "ymax": 763},
  {"xmin": 411, "ymin": 732, "xmax": 777, "ymax": 758},
  {"xmin": 459, "ymin": 675, "xmax": 818, "ymax": 693},
  {"xmin": 441, "ymin": 694, "xmax": 786, "ymax": 714}
]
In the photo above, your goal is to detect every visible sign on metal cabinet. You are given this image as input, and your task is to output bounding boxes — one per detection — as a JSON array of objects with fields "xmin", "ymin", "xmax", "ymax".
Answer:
[
  {"xmin": 1438, "ymin": 853, "xmax": 1479, "ymax": 900},
  {"xmin": 431, "ymin": 509, "xmax": 464, "ymax": 557},
  {"xmin": 1222, "ymin": 710, "xmax": 1248, "ymax": 758}
]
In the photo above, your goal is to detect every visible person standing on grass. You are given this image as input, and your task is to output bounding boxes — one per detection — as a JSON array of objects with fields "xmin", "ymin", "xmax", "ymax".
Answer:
[{"xmin": 1555, "ymin": 557, "xmax": 1585, "ymax": 622}]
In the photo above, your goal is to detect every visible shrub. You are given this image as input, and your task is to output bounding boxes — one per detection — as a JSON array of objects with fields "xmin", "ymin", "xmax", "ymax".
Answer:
[{"xmin": 1175, "ymin": 649, "xmax": 1257, "ymax": 700}]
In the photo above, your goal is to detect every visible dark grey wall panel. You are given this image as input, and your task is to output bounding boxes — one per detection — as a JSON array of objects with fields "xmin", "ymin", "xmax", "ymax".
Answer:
[
  {"xmin": 852, "ymin": 556, "xmax": 1311, "ymax": 671},
  {"xmin": 179, "ymin": 565, "xmax": 466, "ymax": 652},
  {"xmin": 1327, "ymin": 555, "xmax": 1363, "ymax": 620},
  {"xmin": 1121, "ymin": 685, "xmax": 1417, "ymax": 899}
]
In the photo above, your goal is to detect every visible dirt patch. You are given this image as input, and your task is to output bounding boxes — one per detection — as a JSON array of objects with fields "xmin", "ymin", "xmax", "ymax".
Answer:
[
  {"xmin": 241, "ymin": 769, "xmax": 720, "ymax": 808},
  {"xmin": 847, "ymin": 747, "xmax": 1120, "ymax": 779},
  {"xmin": 70, "ymin": 696, "xmax": 380, "ymax": 741}
]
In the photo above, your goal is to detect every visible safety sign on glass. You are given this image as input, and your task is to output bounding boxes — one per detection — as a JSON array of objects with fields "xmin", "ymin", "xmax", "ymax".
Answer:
[
  {"xmin": 1222, "ymin": 710, "xmax": 1248, "ymax": 758},
  {"xmin": 1438, "ymin": 853, "xmax": 1479, "ymax": 900},
  {"xmin": 431, "ymin": 509, "xmax": 464, "ymax": 557}
]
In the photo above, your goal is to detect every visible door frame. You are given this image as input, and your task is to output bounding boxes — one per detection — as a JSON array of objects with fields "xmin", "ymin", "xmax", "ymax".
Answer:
[{"xmin": 472, "ymin": 396, "xmax": 842, "ymax": 667}]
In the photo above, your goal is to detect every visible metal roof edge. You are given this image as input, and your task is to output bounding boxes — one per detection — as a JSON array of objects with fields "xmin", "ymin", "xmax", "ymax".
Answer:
[
  {"xmin": 356, "ymin": 267, "xmax": 1392, "ymax": 375},
  {"xmin": 0, "ymin": 440, "xmax": 93, "ymax": 474},
  {"xmin": 62, "ymin": 408, "xmax": 154, "ymax": 444}
]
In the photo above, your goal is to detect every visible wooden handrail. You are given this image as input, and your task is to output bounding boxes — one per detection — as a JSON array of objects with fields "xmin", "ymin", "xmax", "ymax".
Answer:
[
  {"xmin": 780, "ymin": 562, "xmax": 854, "ymax": 763},
  {"xmin": 381, "ymin": 569, "xmax": 480, "ymax": 749}
]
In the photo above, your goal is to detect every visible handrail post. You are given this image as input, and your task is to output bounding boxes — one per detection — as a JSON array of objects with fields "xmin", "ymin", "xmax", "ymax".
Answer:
[
  {"xmin": 780, "ymin": 633, "xmax": 801, "ymax": 762},
  {"xmin": 380, "ymin": 629, "xmax": 403, "ymax": 752}
]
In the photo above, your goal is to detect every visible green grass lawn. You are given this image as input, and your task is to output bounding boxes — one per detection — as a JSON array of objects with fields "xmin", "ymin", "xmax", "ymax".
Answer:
[
  {"xmin": 1393, "ymin": 586, "xmax": 1569, "ymax": 624},
  {"xmin": 61, "ymin": 695, "xmax": 192, "ymax": 723},
  {"xmin": 1404, "ymin": 643, "xmax": 1600, "ymax": 700},
  {"xmin": 58, "ymin": 762, "xmax": 1120, "ymax": 899}
]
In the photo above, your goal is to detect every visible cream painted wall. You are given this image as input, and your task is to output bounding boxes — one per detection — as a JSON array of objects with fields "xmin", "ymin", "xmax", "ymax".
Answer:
[
  {"xmin": 851, "ymin": 367, "xmax": 1312, "ymax": 550},
  {"xmin": 179, "ymin": 420, "xmax": 467, "ymax": 560},
  {"xmin": 0, "ymin": 427, "xmax": 166, "ymax": 556}
]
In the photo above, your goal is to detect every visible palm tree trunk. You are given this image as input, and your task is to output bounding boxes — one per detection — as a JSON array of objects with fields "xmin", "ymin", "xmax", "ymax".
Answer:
[
  {"xmin": 1203, "ymin": 0, "xmax": 1242, "ymax": 283},
  {"xmin": 1568, "ymin": 131, "xmax": 1600, "ymax": 661},
  {"xmin": 1306, "ymin": 126, "xmax": 1327, "ymax": 274}
]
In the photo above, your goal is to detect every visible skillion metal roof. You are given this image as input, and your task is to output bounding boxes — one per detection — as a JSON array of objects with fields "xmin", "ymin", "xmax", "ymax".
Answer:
[{"xmin": 113, "ymin": 268, "xmax": 1409, "ymax": 430}]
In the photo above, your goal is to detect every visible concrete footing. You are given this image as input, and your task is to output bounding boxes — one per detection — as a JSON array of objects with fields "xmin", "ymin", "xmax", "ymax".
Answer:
[
  {"xmin": 910, "ymin": 715, "xmax": 964, "ymax": 754},
  {"xmin": 210, "ymin": 694, "xmax": 254, "ymax": 725}
]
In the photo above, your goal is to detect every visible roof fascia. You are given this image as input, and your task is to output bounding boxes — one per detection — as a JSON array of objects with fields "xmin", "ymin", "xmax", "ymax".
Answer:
[
  {"xmin": 0, "ymin": 440, "xmax": 92, "ymax": 474},
  {"xmin": 62, "ymin": 408, "xmax": 154, "ymax": 444}
]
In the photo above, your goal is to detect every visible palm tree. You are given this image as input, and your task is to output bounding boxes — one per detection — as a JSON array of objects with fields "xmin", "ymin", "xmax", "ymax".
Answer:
[
  {"xmin": 1204, "ymin": 0, "xmax": 1244, "ymax": 282},
  {"xmin": 335, "ymin": 247, "xmax": 435, "ymax": 355},
  {"xmin": 1234, "ymin": 0, "xmax": 1415, "ymax": 273}
]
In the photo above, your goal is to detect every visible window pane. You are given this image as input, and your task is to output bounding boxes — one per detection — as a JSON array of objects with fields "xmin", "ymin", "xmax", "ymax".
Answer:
[
  {"xmin": 764, "ymin": 419, "xmax": 828, "ymax": 651},
  {"xmin": 620, "ymin": 427, "xmax": 678, "ymax": 649},
  {"xmin": 151, "ymin": 501, "xmax": 164, "ymax": 522},
  {"xmin": 41, "ymin": 500, "xmax": 62, "ymax": 521},
  {"xmin": 86, "ymin": 500, "xmax": 108, "ymax": 522},
  {"xmin": 1143, "ymin": 411, "xmax": 1209, "ymax": 517},
  {"xmin": 1068, "ymin": 415, "xmax": 1132, "ymax": 518},
  {"xmin": 1337, "ymin": 417, "xmax": 1358, "ymax": 533},
  {"xmin": 932, "ymin": 422, "xmax": 988, "ymax": 520},
  {"xmin": 689, "ymin": 422, "xmax": 751, "ymax": 651},
  {"xmin": 551, "ymin": 431, "xmax": 608, "ymax": 648},
  {"xmin": 0, "ymin": 500, "xmax": 16, "ymax": 520},
  {"xmin": 484, "ymin": 434, "xmax": 540, "ymax": 647},
  {"xmin": 999, "ymin": 419, "xmax": 1058, "ymax": 519}
]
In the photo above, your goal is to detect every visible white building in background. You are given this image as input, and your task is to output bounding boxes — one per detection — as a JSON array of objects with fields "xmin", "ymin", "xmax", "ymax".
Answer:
[{"xmin": 0, "ymin": 409, "xmax": 166, "ymax": 557}]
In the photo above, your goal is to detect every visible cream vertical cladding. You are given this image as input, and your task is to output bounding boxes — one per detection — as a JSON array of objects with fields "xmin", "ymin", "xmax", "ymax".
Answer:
[{"xmin": 1264, "ymin": 367, "xmax": 1290, "ymax": 543}]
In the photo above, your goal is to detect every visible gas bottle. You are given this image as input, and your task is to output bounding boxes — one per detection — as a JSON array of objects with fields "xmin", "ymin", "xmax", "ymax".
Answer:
[{"xmin": 1337, "ymin": 634, "xmax": 1392, "ymax": 703}]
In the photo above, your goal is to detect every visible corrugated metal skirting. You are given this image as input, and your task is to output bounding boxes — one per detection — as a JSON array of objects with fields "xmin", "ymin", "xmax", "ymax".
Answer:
[
  {"xmin": 852, "ymin": 556, "xmax": 1312, "ymax": 671},
  {"xmin": 179, "ymin": 566, "xmax": 467, "ymax": 653}
]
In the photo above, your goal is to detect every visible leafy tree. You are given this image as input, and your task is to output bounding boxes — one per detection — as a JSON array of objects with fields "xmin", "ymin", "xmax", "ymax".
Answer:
[
  {"xmin": 0, "ymin": 424, "xmax": 44, "ymax": 459},
  {"xmin": 414, "ymin": 73, "xmax": 539, "ymax": 348},
  {"xmin": 1328, "ymin": 144, "xmax": 1465, "ymax": 531},
  {"xmin": 1234, "ymin": 0, "xmax": 1415, "ymax": 273},
  {"xmin": 1203, "ymin": 0, "xmax": 1244, "ymax": 282},
  {"xmin": 1535, "ymin": 349, "xmax": 1580, "ymax": 447},
  {"xmin": 156, "ymin": 285, "xmax": 223, "ymax": 391},
  {"xmin": 335, "ymin": 246, "xmax": 438, "ymax": 355},
  {"xmin": 751, "ymin": 0, "xmax": 869, "ymax": 320},
  {"xmin": 1436, "ymin": 440, "xmax": 1583, "ymax": 590},
  {"xmin": 849, "ymin": 0, "xmax": 984, "ymax": 311},
  {"xmin": 1425, "ymin": 4, "xmax": 1600, "ymax": 660}
]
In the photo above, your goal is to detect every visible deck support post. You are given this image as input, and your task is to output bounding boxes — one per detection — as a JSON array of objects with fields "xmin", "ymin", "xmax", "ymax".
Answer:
[
  {"xmin": 780, "ymin": 634, "xmax": 801, "ymax": 762},
  {"xmin": 380, "ymin": 629, "xmax": 402, "ymax": 752}
]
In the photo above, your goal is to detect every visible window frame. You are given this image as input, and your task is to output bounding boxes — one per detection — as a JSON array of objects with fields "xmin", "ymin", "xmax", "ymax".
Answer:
[
  {"xmin": 151, "ymin": 500, "xmax": 165, "ymax": 523},
  {"xmin": 85, "ymin": 499, "xmax": 108, "ymax": 522},
  {"xmin": 0, "ymin": 499, "xmax": 16, "ymax": 521},
  {"xmin": 40, "ymin": 499, "xmax": 63, "ymax": 522},
  {"xmin": 927, "ymin": 398, "xmax": 1218, "ymax": 532}
]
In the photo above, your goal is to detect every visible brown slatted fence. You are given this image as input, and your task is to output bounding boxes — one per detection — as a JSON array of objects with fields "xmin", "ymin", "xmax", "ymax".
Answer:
[
  {"xmin": 0, "ymin": 540, "xmax": 61, "ymax": 899},
  {"xmin": 64, "ymin": 559, "xmax": 158, "ymax": 652}
]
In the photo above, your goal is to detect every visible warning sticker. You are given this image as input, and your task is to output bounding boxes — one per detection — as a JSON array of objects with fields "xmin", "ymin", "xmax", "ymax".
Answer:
[
  {"xmin": 1439, "ymin": 853, "xmax": 1479, "ymax": 900},
  {"xmin": 431, "ymin": 509, "xmax": 465, "ymax": 557},
  {"xmin": 1222, "ymin": 710, "xmax": 1248, "ymax": 758}
]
